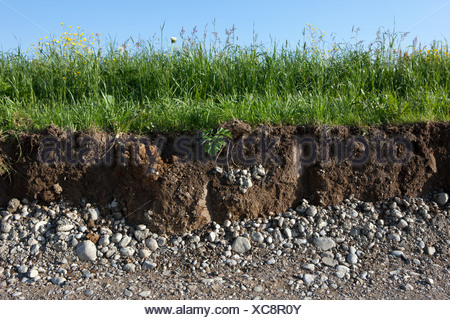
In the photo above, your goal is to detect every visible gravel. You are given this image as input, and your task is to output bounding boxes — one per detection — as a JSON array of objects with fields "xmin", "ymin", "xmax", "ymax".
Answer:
[{"xmin": 0, "ymin": 193, "xmax": 448, "ymax": 300}]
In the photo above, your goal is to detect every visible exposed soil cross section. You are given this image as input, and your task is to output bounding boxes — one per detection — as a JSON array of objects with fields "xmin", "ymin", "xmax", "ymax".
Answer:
[{"xmin": 0, "ymin": 121, "xmax": 448, "ymax": 234}]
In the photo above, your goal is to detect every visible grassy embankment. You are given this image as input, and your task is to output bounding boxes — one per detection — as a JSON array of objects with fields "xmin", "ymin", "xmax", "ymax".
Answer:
[{"xmin": 0, "ymin": 24, "xmax": 449, "ymax": 133}]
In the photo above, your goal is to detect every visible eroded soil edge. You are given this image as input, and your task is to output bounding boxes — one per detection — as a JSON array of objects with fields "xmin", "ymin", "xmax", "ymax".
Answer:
[{"xmin": 0, "ymin": 121, "xmax": 448, "ymax": 234}]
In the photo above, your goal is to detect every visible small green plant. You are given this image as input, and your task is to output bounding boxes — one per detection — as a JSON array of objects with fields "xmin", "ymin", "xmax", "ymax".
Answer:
[{"xmin": 201, "ymin": 127, "xmax": 232, "ymax": 158}]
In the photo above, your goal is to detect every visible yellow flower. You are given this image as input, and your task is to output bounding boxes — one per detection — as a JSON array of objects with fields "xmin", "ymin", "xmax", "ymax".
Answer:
[{"xmin": 61, "ymin": 22, "xmax": 64, "ymax": 26}]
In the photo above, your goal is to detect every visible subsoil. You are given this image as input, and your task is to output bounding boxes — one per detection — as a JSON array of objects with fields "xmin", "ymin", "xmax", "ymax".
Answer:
[{"xmin": 0, "ymin": 121, "xmax": 449, "ymax": 234}]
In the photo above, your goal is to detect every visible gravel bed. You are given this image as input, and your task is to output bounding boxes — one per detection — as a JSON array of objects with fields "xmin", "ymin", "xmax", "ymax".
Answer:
[{"xmin": 0, "ymin": 193, "xmax": 448, "ymax": 300}]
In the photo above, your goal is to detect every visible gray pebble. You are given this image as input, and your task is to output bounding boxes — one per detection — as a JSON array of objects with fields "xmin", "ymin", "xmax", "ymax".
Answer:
[
  {"xmin": 313, "ymin": 237, "xmax": 336, "ymax": 251},
  {"xmin": 139, "ymin": 290, "xmax": 151, "ymax": 298},
  {"xmin": 51, "ymin": 276, "xmax": 66, "ymax": 285},
  {"xmin": 123, "ymin": 263, "xmax": 136, "ymax": 273},
  {"xmin": 347, "ymin": 253, "xmax": 358, "ymax": 265},
  {"xmin": 335, "ymin": 265, "xmax": 350, "ymax": 279},
  {"xmin": 76, "ymin": 240, "xmax": 97, "ymax": 261},
  {"xmin": 232, "ymin": 237, "xmax": 251, "ymax": 253},
  {"xmin": 145, "ymin": 238, "xmax": 159, "ymax": 251}
]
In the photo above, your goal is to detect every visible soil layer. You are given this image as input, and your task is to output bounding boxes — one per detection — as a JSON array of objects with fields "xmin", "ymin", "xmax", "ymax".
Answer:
[{"xmin": 0, "ymin": 121, "xmax": 448, "ymax": 234}]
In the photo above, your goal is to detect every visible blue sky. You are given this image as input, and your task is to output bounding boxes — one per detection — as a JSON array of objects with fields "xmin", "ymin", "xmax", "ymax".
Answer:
[{"xmin": 1, "ymin": 0, "xmax": 449, "ymax": 52}]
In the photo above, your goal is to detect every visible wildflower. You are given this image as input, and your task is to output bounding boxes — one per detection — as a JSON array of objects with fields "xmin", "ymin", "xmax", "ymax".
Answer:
[
  {"xmin": 117, "ymin": 46, "xmax": 125, "ymax": 54},
  {"xmin": 171, "ymin": 37, "xmax": 177, "ymax": 44}
]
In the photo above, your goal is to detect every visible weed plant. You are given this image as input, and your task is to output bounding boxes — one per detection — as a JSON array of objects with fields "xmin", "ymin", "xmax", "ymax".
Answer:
[{"xmin": 0, "ymin": 24, "xmax": 449, "ymax": 133}]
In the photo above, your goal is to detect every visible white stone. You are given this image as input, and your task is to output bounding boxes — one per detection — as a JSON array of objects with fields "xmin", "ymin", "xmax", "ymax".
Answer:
[
  {"xmin": 347, "ymin": 253, "xmax": 358, "ymax": 264},
  {"xmin": 119, "ymin": 247, "xmax": 135, "ymax": 257},
  {"xmin": 111, "ymin": 233, "xmax": 123, "ymax": 243},
  {"xmin": 303, "ymin": 274, "xmax": 316, "ymax": 284},
  {"xmin": 123, "ymin": 263, "xmax": 136, "ymax": 273},
  {"xmin": 139, "ymin": 290, "xmax": 151, "ymax": 298},
  {"xmin": 434, "ymin": 193, "xmax": 449, "ymax": 206},
  {"xmin": 118, "ymin": 235, "xmax": 132, "ymax": 248},
  {"xmin": 88, "ymin": 208, "xmax": 99, "ymax": 221},
  {"xmin": 207, "ymin": 232, "xmax": 217, "ymax": 242},
  {"xmin": 251, "ymin": 232, "xmax": 264, "ymax": 244},
  {"xmin": 335, "ymin": 265, "xmax": 350, "ymax": 279},
  {"xmin": 232, "ymin": 237, "xmax": 251, "ymax": 253},
  {"xmin": 306, "ymin": 206, "xmax": 318, "ymax": 217},
  {"xmin": 51, "ymin": 276, "xmax": 66, "ymax": 285},
  {"xmin": 145, "ymin": 238, "xmax": 159, "ymax": 251},
  {"xmin": 28, "ymin": 268, "xmax": 39, "ymax": 279},
  {"xmin": 76, "ymin": 240, "xmax": 97, "ymax": 261},
  {"xmin": 313, "ymin": 237, "xmax": 336, "ymax": 251}
]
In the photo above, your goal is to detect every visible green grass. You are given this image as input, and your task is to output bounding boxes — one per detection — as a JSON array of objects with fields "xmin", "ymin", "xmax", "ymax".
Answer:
[{"xmin": 0, "ymin": 24, "xmax": 449, "ymax": 133}]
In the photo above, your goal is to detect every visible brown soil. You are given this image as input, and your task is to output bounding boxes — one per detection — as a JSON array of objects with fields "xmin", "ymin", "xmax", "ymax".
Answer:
[{"xmin": 0, "ymin": 121, "xmax": 448, "ymax": 234}]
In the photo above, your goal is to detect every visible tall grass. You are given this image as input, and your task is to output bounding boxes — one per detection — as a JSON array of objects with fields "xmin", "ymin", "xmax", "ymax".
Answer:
[{"xmin": 0, "ymin": 24, "xmax": 449, "ymax": 133}]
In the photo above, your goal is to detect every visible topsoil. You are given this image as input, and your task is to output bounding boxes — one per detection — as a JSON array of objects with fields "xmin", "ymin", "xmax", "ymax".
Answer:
[{"xmin": 0, "ymin": 121, "xmax": 448, "ymax": 234}]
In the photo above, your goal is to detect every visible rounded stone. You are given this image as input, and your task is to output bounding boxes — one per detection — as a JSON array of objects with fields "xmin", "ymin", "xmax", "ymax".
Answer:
[
  {"xmin": 347, "ymin": 253, "xmax": 358, "ymax": 265},
  {"xmin": 123, "ymin": 263, "xmax": 136, "ymax": 273},
  {"xmin": 434, "ymin": 193, "xmax": 449, "ymax": 206},
  {"xmin": 1, "ymin": 222, "xmax": 11, "ymax": 234},
  {"xmin": 118, "ymin": 235, "xmax": 132, "ymax": 248},
  {"xmin": 306, "ymin": 206, "xmax": 318, "ymax": 217},
  {"xmin": 76, "ymin": 240, "xmax": 97, "ymax": 261},
  {"xmin": 313, "ymin": 237, "xmax": 336, "ymax": 251},
  {"xmin": 335, "ymin": 265, "xmax": 350, "ymax": 279},
  {"xmin": 251, "ymin": 232, "xmax": 264, "ymax": 244},
  {"xmin": 145, "ymin": 238, "xmax": 159, "ymax": 251},
  {"xmin": 232, "ymin": 236, "xmax": 252, "ymax": 254}
]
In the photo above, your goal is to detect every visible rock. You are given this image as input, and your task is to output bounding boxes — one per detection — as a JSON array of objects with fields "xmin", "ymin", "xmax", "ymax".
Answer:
[
  {"xmin": 426, "ymin": 247, "xmax": 436, "ymax": 256},
  {"xmin": 306, "ymin": 206, "xmax": 318, "ymax": 217},
  {"xmin": 139, "ymin": 248, "xmax": 151, "ymax": 259},
  {"xmin": 123, "ymin": 289, "xmax": 133, "ymax": 297},
  {"xmin": 17, "ymin": 265, "xmax": 28, "ymax": 274},
  {"xmin": 118, "ymin": 235, "xmax": 132, "ymax": 248},
  {"xmin": 123, "ymin": 263, "xmax": 136, "ymax": 273},
  {"xmin": 1, "ymin": 222, "xmax": 11, "ymax": 234},
  {"xmin": 139, "ymin": 290, "xmax": 151, "ymax": 298},
  {"xmin": 145, "ymin": 238, "xmax": 159, "ymax": 251},
  {"xmin": 76, "ymin": 240, "xmax": 97, "ymax": 261},
  {"xmin": 347, "ymin": 253, "xmax": 358, "ymax": 265},
  {"xmin": 397, "ymin": 219, "xmax": 408, "ymax": 229},
  {"xmin": 111, "ymin": 233, "xmax": 123, "ymax": 244},
  {"xmin": 313, "ymin": 237, "xmax": 336, "ymax": 251},
  {"xmin": 303, "ymin": 263, "xmax": 315, "ymax": 271},
  {"xmin": 119, "ymin": 247, "xmax": 135, "ymax": 257},
  {"xmin": 391, "ymin": 250, "xmax": 405, "ymax": 258},
  {"xmin": 426, "ymin": 278, "xmax": 434, "ymax": 285},
  {"xmin": 51, "ymin": 276, "xmax": 66, "ymax": 285},
  {"xmin": 251, "ymin": 232, "xmax": 264, "ymax": 244},
  {"xmin": 232, "ymin": 237, "xmax": 251, "ymax": 253},
  {"xmin": 88, "ymin": 208, "xmax": 99, "ymax": 221},
  {"xmin": 28, "ymin": 268, "xmax": 39, "ymax": 279},
  {"xmin": 266, "ymin": 258, "xmax": 276, "ymax": 265},
  {"xmin": 253, "ymin": 286, "xmax": 263, "ymax": 293},
  {"xmin": 335, "ymin": 265, "xmax": 350, "ymax": 279},
  {"xmin": 7, "ymin": 198, "xmax": 21, "ymax": 213},
  {"xmin": 98, "ymin": 235, "xmax": 110, "ymax": 246},
  {"xmin": 207, "ymin": 232, "xmax": 217, "ymax": 242},
  {"xmin": 85, "ymin": 289, "xmax": 94, "ymax": 296},
  {"xmin": 434, "ymin": 193, "xmax": 448, "ymax": 206},
  {"xmin": 303, "ymin": 274, "xmax": 316, "ymax": 284},
  {"xmin": 142, "ymin": 261, "xmax": 157, "ymax": 270},
  {"xmin": 56, "ymin": 221, "xmax": 75, "ymax": 232},
  {"xmin": 134, "ymin": 229, "xmax": 149, "ymax": 242},
  {"xmin": 322, "ymin": 257, "xmax": 338, "ymax": 267}
]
